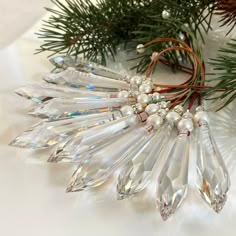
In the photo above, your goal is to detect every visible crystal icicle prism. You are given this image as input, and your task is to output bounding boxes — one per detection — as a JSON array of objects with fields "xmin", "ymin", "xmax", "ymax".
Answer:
[
  {"xmin": 156, "ymin": 111, "xmax": 193, "ymax": 221},
  {"xmin": 9, "ymin": 111, "xmax": 121, "ymax": 149},
  {"xmin": 15, "ymin": 84, "xmax": 118, "ymax": 104},
  {"xmin": 50, "ymin": 56, "xmax": 128, "ymax": 80},
  {"xmin": 43, "ymin": 68, "xmax": 129, "ymax": 90},
  {"xmin": 49, "ymin": 114, "xmax": 140, "ymax": 163},
  {"xmin": 117, "ymin": 125, "xmax": 169, "ymax": 200},
  {"xmin": 194, "ymin": 108, "xmax": 230, "ymax": 213},
  {"xmin": 66, "ymin": 125, "xmax": 153, "ymax": 192},
  {"xmin": 29, "ymin": 97, "xmax": 134, "ymax": 120}
]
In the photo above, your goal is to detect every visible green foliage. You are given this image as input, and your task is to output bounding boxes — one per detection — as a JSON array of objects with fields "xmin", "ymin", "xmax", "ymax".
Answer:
[
  {"xmin": 203, "ymin": 39, "xmax": 236, "ymax": 110},
  {"xmin": 37, "ymin": 0, "xmax": 215, "ymax": 69}
]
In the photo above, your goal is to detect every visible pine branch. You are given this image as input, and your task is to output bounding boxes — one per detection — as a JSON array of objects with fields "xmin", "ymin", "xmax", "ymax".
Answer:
[
  {"xmin": 37, "ymin": 0, "xmax": 215, "ymax": 69},
  {"xmin": 202, "ymin": 39, "xmax": 236, "ymax": 109}
]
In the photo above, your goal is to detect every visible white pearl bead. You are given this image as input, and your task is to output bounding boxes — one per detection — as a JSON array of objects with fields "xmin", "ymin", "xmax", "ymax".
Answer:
[
  {"xmin": 120, "ymin": 105, "xmax": 134, "ymax": 116},
  {"xmin": 152, "ymin": 92, "xmax": 161, "ymax": 101},
  {"xmin": 145, "ymin": 104, "xmax": 159, "ymax": 115},
  {"xmin": 139, "ymin": 84, "xmax": 152, "ymax": 93},
  {"xmin": 137, "ymin": 94, "xmax": 149, "ymax": 104},
  {"xmin": 135, "ymin": 103, "xmax": 144, "ymax": 112},
  {"xmin": 117, "ymin": 90, "xmax": 129, "ymax": 98},
  {"xmin": 177, "ymin": 119, "xmax": 193, "ymax": 132},
  {"xmin": 130, "ymin": 76, "xmax": 143, "ymax": 85},
  {"xmin": 193, "ymin": 111, "xmax": 209, "ymax": 126},
  {"xmin": 146, "ymin": 114, "xmax": 163, "ymax": 129},
  {"xmin": 136, "ymin": 44, "xmax": 145, "ymax": 54},
  {"xmin": 151, "ymin": 52, "xmax": 159, "ymax": 60},
  {"xmin": 179, "ymin": 32, "xmax": 185, "ymax": 41},
  {"xmin": 127, "ymin": 116, "xmax": 139, "ymax": 126},
  {"xmin": 162, "ymin": 10, "xmax": 171, "ymax": 19},
  {"xmin": 166, "ymin": 111, "xmax": 181, "ymax": 125}
]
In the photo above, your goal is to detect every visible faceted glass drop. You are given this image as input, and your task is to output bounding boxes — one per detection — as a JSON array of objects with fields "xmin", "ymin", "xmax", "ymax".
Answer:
[
  {"xmin": 117, "ymin": 126, "xmax": 170, "ymax": 200},
  {"xmin": 9, "ymin": 111, "xmax": 121, "ymax": 149},
  {"xmin": 49, "ymin": 115, "xmax": 139, "ymax": 163},
  {"xmin": 66, "ymin": 125, "xmax": 152, "ymax": 192},
  {"xmin": 50, "ymin": 56, "xmax": 125, "ymax": 80},
  {"xmin": 156, "ymin": 130, "xmax": 190, "ymax": 221},
  {"xmin": 30, "ymin": 97, "xmax": 134, "ymax": 120},
  {"xmin": 43, "ymin": 68, "xmax": 129, "ymax": 90},
  {"xmin": 15, "ymin": 84, "xmax": 118, "ymax": 104},
  {"xmin": 196, "ymin": 121, "xmax": 230, "ymax": 213}
]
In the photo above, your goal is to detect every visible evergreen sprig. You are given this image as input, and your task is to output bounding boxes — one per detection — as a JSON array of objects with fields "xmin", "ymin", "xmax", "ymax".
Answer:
[
  {"xmin": 37, "ymin": 0, "xmax": 214, "ymax": 68},
  {"xmin": 203, "ymin": 39, "xmax": 236, "ymax": 109}
]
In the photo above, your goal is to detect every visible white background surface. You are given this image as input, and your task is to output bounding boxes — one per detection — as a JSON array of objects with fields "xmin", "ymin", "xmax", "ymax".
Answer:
[{"xmin": 0, "ymin": 1, "xmax": 236, "ymax": 236}]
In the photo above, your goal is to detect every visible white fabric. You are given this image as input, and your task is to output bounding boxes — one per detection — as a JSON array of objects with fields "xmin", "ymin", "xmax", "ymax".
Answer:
[{"xmin": 0, "ymin": 2, "xmax": 236, "ymax": 236}]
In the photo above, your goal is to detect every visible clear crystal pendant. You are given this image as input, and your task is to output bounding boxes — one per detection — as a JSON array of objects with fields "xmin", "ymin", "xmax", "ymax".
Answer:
[
  {"xmin": 49, "ymin": 114, "xmax": 140, "ymax": 163},
  {"xmin": 15, "ymin": 83, "xmax": 118, "ymax": 104},
  {"xmin": 66, "ymin": 125, "xmax": 153, "ymax": 192},
  {"xmin": 117, "ymin": 124, "xmax": 170, "ymax": 200},
  {"xmin": 9, "ymin": 111, "xmax": 121, "ymax": 149},
  {"xmin": 44, "ymin": 68, "xmax": 129, "ymax": 90},
  {"xmin": 194, "ymin": 107, "xmax": 230, "ymax": 213},
  {"xmin": 29, "ymin": 97, "xmax": 134, "ymax": 120},
  {"xmin": 156, "ymin": 111, "xmax": 193, "ymax": 221},
  {"xmin": 50, "ymin": 56, "xmax": 128, "ymax": 80}
]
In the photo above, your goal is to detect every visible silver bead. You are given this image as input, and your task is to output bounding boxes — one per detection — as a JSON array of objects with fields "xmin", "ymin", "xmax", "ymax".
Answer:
[
  {"xmin": 157, "ymin": 108, "xmax": 167, "ymax": 118},
  {"xmin": 162, "ymin": 10, "xmax": 171, "ymax": 20},
  {"xmin": 142, "ymin": 80, "xmax": 152, "ymax": 86},
  {"xmin": 148, "ymin": 94, "xmax": 153, "ymax": 102},
  {"xmin": 136, "ymin": 44, "xmax": 145, "ymax": 54},
  {"xmin": 145, "ymin": 103, "xmax": 159, "ymax": 115},
  {"xmin": 160, "ymin": 101, "xmax": 168, "ymax": 109},
  {"xmin": 166, "ymin": 111, "xmax": 181, "ymax": 125},
  {"xmin": 152, "ymin": 92, "xmax": 161, "ymax": 101},
  {"xmin": 146, "ymin": 114, "xmax": 163, "ymax": 129},
  {"xmin": 183, "ymin": 110, "xmax": 193, "ymax": 119},
  {"xmin": 137, "ymin": 93, "xmax": 149, "ymax": 104},
  {"xmin": 118, "ymin": 90, "xmax": 129, "ymax": 98},
  {"xmin": 135, "ymin": 103, "xmax": 144, "ymax": 112},
  {"xmin": 196, "ymin": 105, "xmax": 204, "ymax": 112},
  {"xmin": 173, "ymin": 105, "xmax": 184, "ymax": 115},
  {"xmin": 178, "ymin": 32, "xmax": 185, "ymax": 41},
  {"xmin": 139, "ymin": 84, "xmax": 152, "ymax": 93},
  {"xmin": 177, "ymin": 118, "xmax": 194, "ymax": 132},
  {"xmin": 120, "ymin": 105, "xmax": 134, "ymax": 116},
  {"xmin": 193, "ymin": 111, "xmax": 209, "ymax": 126},
  {"xmin": 130, "ymin": 76, "xmax": 143, "ymax": 85}
]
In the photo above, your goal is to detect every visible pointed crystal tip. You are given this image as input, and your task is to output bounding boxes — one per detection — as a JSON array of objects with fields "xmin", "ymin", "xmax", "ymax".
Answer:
[
  {"xmin": 66, "ymin": 184, "xmax": 85, "ymax": 193},
  {"xmin": 211, "ymin": 194, "xmax": 227, "ymax": 213},
  {"xmin": 159, "ymin": 203, "xmax": 173, "ymax": 221},
  {"xmin": 117, "ymin": 192, "xmax": 127, "ymax": 200},
  {"xmin": 66, "ymin": 178, "xmax": 87, "ymax": 193}
]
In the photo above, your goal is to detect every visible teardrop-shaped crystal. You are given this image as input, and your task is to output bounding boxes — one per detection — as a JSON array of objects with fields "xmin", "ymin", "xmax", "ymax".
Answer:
[
  {"xmin": 117, "ymin": 125, "xmax": 170, "ymax": 200},
  {"xmin": 50, "ymin": 56, "xmax": 126, "ymax": 80},
  {"xmin": 156, "ymin": 130, "xmax": 190, "ymax": 221},
  {"xmin": 30, "ymin": 97, "xmax": 134, "ymax": 120},
  {"xmin": 196, "ymin": 120, "xmax": 230, "ymax": 213},
  {"xmin": 49, "ymin": 115, "xmax": 139, "ymax": 163},
  {"xmin": 9, "ymin": 111, "xmax": 121, "ymax": 149},
  {"xmin": 66, "ymin": 125, "xmax": 152, "ymax": 192},
  {"xmin": 43, "ymin": 68, "xmax": 129, "ymax": 90},
  {"xmin": 15, "ymin": 84, "xmax": 118, "ymax": 104}
]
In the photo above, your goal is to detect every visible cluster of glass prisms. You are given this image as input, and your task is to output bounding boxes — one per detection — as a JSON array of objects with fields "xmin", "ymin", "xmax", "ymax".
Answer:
[{"xmin": 10, "ymin": 56, "xmax": 231, "ymax": 221}]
